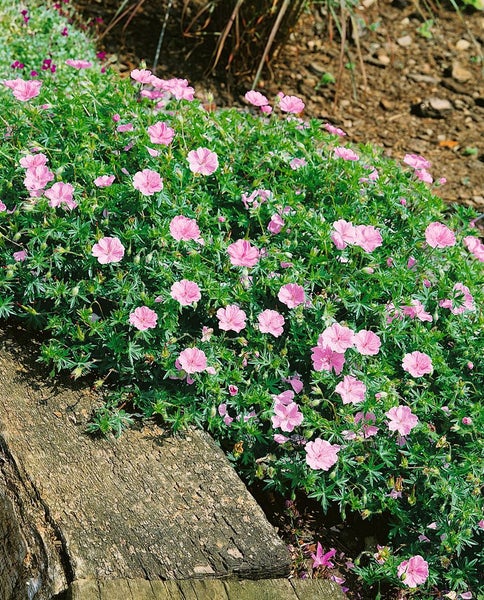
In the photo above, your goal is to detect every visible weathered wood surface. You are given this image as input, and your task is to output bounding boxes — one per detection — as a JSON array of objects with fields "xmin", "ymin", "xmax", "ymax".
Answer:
[
  {"xmin": 0, "ymin": 329, "xmax": 290, "ymax": 600},
  {"xmin": 66, "ymin": 577, "xmax": 346, "ymax": 599}
]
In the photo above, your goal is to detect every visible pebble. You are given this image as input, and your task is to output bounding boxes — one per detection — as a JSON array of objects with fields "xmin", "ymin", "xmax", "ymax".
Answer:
[
  {"xmin": 309, "ymin": 61, "xmax": 328, "ymax": 76},
  {"xmin": 455, "ymin": 39, "xmax": 471, "ymax": 51},
  {"xmin": 397, "ymin": 35, "xmax": 413, "ymax": 47},
  {"xmin": 452, "ymin": 61, "xmax": 473, "ymax": 83}
]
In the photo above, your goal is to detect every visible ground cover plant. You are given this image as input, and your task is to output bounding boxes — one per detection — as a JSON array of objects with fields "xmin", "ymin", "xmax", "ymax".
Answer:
[{"xmin": 1, "ymin": 1, "xmax": 483, "ymax": 597}]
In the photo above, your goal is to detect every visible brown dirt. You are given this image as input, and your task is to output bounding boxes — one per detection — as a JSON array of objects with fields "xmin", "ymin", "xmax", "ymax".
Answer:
[{"xmin": 72, "ymin": 0, "xmax": 484, "ymax": 210}]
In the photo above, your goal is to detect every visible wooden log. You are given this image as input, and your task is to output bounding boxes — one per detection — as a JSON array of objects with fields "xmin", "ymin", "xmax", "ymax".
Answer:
[{"xmin": 0, "ymin": 328, "xmax": 290, "ymax": 599}]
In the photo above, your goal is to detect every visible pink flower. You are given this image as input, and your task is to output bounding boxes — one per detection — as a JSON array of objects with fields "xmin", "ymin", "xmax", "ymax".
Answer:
[
  {"xmin": 0, "ymin": 201, "xmax": 6, "ymax": 212},
  {"xmin": 335, "ymin": 375, "xmax": 366, "ymax": 404},
  {"xmin": 169, "ymin": 215, "xmax": 201, "ymax": 242},
  {"xmin": 462, "ymin": 417, "xmax": 472, "ymax": 425},
  {"xmin": 91, "ymin": 236, "xmax": 125, "ymax": 264},
  {"xmin": 170, "ymin": 280, "xmax": 201, "ymax": 305},
  {"xmin": 271, "ymin": 400, "xmax": 303, "ymax": 432},
  {"xmin": 274, "ymin": 434, "xmax": 289, "ymax": 444},
  {"xmin": 44, "ymin": 182, "xmax": 77, "ymax": 210},
  {"xmin": 217, "ymin": 305, "xmax": 247, "ymax": 333},
  {"xmin": 386, "ymin": 405, "xmax": 419, "ymax": 436},
  {"xmin": 415, "ymin": 169, "xmax": 433, "ymax": 184},
  {"xmin": 402, "ymin": 351, "xmax": 433, "ymax": 377},
  {"xmin": 463, "ymin": 235, "xmax": 484, "ymax": 262},
  {"xmin": 273, "ymin": 390, "xmax": 295, "ymax": 406},
  {"xmin": 130, "ymin": 68, "xmax": 152, "ymax": 83},
  {"xmin": 278, "ymin": 283, "xmax": 305, "ymax": 308},
  {"xmin": 187, "ymin": 147, "xmax": 219, "ymax": 175},
  {"xmin": 305, "ymin": 438, "xmax": 340, "ymax": 471},
  {"xmin": 116, "ymin": 123, "xmax": 133, "ymax": 133},
  {"xmin": 229, "ymin": 385, "xmax": 238, "ymax": 396},
  {"xmin": 244, "ymin": 90, "xmax": 269, "ymax": 106},
  {"xmin": 24, "ymin": 165, "xmax": 54, "ymax": 192},
  {"xmin": 147, "ymin": 121, "xmax": 175, "ymax": 145},
  {"xmin": 402, "ymin": 299, "xmax": 433, "ymax": 322},
  {"xmin": 65, "ymin": 59, "xmax": 92, "ymax": 69},
  {"xmin": 13, "ymin": 250, "xmax": 28, "ymax": 262},
  {"xmin": 94, "ymin": 175, "xmax": 115, "ymax": 188},
  {"xmin": 258, "ymin": 309, "xmax": 285, "ymax": 337},
  {"xmin": 311, "ymin": 543, "xmax": 337, "ymax": 569},
  {"xmin": 227, "ymin": 239, "xmax": 260, "ymax": 267},
  {"xmin": 403, "ymin": 154, "xmax": 431, "ymax": 170},
  {"xmin": 334, "ymin": 147, "xmax": 359, "ymax": 161},
  {"xmin": 133, "ymin": 169, "xmax": 163, "ymax": 196},
  {"xmin": 325, "ymin": 123, "xmax": 346, "ymax": 136},
  {"xmin": 4, "ymin": 78, "xmax": 42, "ymax": 101},
  {"xmin": 439, "ymin": 282, "xmax": 475, "ymax": 315},
  {"xmin": 289, "ymin": 158, "xmax": 307, "ymax": 170},
  {"xmin": 267, "ymin": 214, "xmax": 285, "ymax": 234},
  {"xmin": 177, "ymin": 347, "xmax": 207, "ymax": 374},
  {"xmin": 353, "ymin": 330, "xmax": 381, "ymax": 356},
  {"xmin": 129, "ymin": 306, "xmax": 158, "ymax": 331},
  {"xmin": 355, "ymin": 411, "xmax": 379, "ymax": 438},
  {"xmin": 279, "ymin": 94, "xmax": 305, "ymax": 113},
  {"xmin": 241, "ymin": 188, "xmax": 272, "ymax": 209},
  {"xmin": 397, "ymin": 555, "xmax": 429, "ymax": 588},
  {"xmin": 331, "ymin": 219, "xmax": 356, "ymax": 249},
  {"xmin": 19, "ymin": 153, "xmax": 48, "ymax": 169},
  {"xmin": 319, "ymin": 323, "xmax": 355, "ymax": 354},
  {"xmin": 311, "ymin": 345, "xmax": 345, "ymax": 375},
  {"xmin": 425, "ymin": 222, "xmax": 456, "ymax": 248},
  {"xmin": 354, "ymin": 225, "xmax": 383, "ymax": 252}
]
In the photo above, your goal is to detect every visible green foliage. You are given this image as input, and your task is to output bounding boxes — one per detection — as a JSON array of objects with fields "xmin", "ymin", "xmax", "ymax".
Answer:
[{"xmin": 0, "ymin": 1, "xmax": 483, "ymax": 597}]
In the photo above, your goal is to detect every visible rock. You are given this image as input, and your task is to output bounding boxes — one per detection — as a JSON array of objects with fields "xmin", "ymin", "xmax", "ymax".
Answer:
[
  {"xmin": 455, "ymin": 39, "xmax": 471, "ymax": 52},
  {"xmin": 411, "ymin": 98, "xmax": 452, "ymax": 118},
  {"xmin": 407, "ymin": 73, "xmax": 440, "ymax": 84},
  {"xmin": 377, "ymin": 52, "xmax": 391, "ymax": 65},
  {"xmin": 397, "ymin": 35, "xmax": 412, "ymax": 47},
  {"xmin": 452, "ymin": 61, "xmax": 473, "ymax": 83},
  {"xmin": 308, "ymin": 61, "xmax": 328, "ymax": 76}
]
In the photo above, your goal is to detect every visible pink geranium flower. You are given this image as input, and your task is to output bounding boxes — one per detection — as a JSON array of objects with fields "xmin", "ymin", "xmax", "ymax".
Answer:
[
  {"xmin": 187, "ymin": 147, "xmax": 219, "ymax": 175},
  {"xmin": 335, "ymin": 375, "xmax": 366, "ymax": 404},
  {"xmin": 91, "ymin": 236, "xmax": 125, "ymax": 264},
  {"xmin": 278, "ymin": 283, "xmax": 305, "ymax": 308},
  {"xmin": 325, "ymin": 123, "xmax": 346, "ymax": 136},
  {"xmin": 271, "ymin": 400, "xmax": 303, "ymax": 432},
  {"xmin": 94, "ymin": 175, "xmax": 115, "ymax": 188},
  {"xmin": 353, "ymin": 330, "xmax": 381, "ymax": 355},
  {"xmin": 227, "ymin": 239, "xmax": 260, "ymax": 267},
  {"xmin": 244, "ymin": 90, "xmax": 269, "ymax": 107},
  {"xmin": 4, "ymin": 78, "xmax": 42, "ymax": 101},
  {"xmin": 403, "ymin": 154, "xmax": 431, "ymax": 170},
  {"xmin": 463, "ymin": 235, "xmax": 484, "ymax": 262},
  {"xmin": 65, "ymin": 59, "xmax": 92, "ymax": 69},
  {"xmin": 147, "ymin": 121, "xmax": 175, "ymax": 145},
  {"xmin": 305, "ymin": 438, "xmax": 340, "ymax": 471},
  {"xmin": 24, "ymin": 165, "xmax": 54, "ymax": 192},
  {"xmin": 311, "ymin": 345, "xmax": 345, "ymax": 375},
  {"xmin": 129, "ymin": 306, "xmax": 158, "ymax": 331},
  {"xmin": 177, "ymin": 347, "xmax": 207, "ymax": 374},
  {"xmin": 355, "ymin": 412, "xmax": 379, "ymax": 438},
  {"xmin": 279, "ymin": 94, "xmax": 305, "ymax": 114},
  {"xmin": 331, "ymin": 219, "xmax": 356, "ymax": 249},
  {"xmin": 217, "ymin": 305, "xmax": 247, "ymax": 333},
  {"xmin": 334, "ymin": 147, "xmax": 359, "ymax": 161},
  {"xmin": 439, "ymin": 282, "xmax": 475, "ymax": 315},
  {"xmin": 386, "ymin": 405, "xmax": 419, "ymax": 436},
  {"xmin": 130, "ymin": 68, "xmax": 152, "ymax": 83},
  {"xmin": 19, "ymin": 153, "xmax": 48, "ymax": 169},
  {"xmin": 170, "ymin": 280, "xmax": 201, "ymax": 305},
  {"xmin": 44, "ymin": 182, "xmax": 77, "ymax": 210},
  {"xmin": 267, "ymin": 214, "xmax": 284, "ymax": 234},
  {"xmin": 397, "ymin": 555, "xmax": 429, "ymax": 588},
  {"xmin": 402, "ymin": 299, "xmax": 433, "ymax": 322},
  {"xmin": 133, "ymin": 169, "xmax": 163, "ymax": 196},
  {"xmin": 319, "ymin": 323, "xmax": 355, "ymax": 354},
  {"xmin": 289, "ymin": 157, "xmax": 307, "ymax": 170},
  {"xmin": 169, "ymin": 215, "xmax": 201, "ymax": 242},
  {"xmin": 402, "ymin": 351, "xmax": 433, "ymax": 377},
  {"xmin": 258, "ymin": 309, "xmax": 285, "ymax": 337},
  {"xmin": 425, "ymin": 222, "xmax": 456, "ymax": 248},
  {"xmin": 13, "ymin": 250, "xmax": 28, "ymax": 262},
  {"xmin": 354, "ymin": 225, "xmax": 383, "ymax": 252}
]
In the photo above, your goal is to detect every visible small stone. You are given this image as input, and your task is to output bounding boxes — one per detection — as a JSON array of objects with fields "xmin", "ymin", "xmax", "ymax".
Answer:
[
  {"xmin": 428, "ymin": 97, "xmax": 453, "ymax": 112},
  {"xmin": 452, "ymin": 61, "xmax": 473, "ymax": 83},
  {"xmin": 456, "ymin": 39, "xmax": 471, "ymax": 51},
  {"xmin": 397, "ymin": 35, "xmax": 412, "ymax": 47},
  {"xmin": 309, "ymin": 61, "xmax": 327, "ymax": 76},
  {"xmin": 377, "ymin": 53, "xmax": 391, "ymax": 65}
]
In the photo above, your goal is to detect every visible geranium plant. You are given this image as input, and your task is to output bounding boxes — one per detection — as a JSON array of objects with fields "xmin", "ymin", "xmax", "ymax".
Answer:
[{"xmin": 0, "ymin": 1, "xmax": 482, "ymax": 597}]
